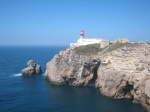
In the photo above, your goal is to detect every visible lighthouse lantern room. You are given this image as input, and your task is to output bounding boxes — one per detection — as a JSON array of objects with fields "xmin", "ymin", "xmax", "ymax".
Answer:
[{"xmin": 80, "ymin": 30, "xmax": 84, "ymax": 39}]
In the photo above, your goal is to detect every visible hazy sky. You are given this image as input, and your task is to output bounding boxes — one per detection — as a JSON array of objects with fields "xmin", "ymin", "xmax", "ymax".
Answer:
[{"xmin": 0, "ymin": 0, "xmax": 150, "ymax": 46}]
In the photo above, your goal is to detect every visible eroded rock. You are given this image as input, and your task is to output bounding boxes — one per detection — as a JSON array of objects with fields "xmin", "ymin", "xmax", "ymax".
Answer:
[
  {"xmin": 96, "ymin": 43, "xmax": 150, "ymax": 112},
  {"xmin": 45, "ymin": 49, "xmax": 100, "ymax": 86},
  {"xmin": 21, "ymin": 60, "xmax": 42, "ymax": 76}
]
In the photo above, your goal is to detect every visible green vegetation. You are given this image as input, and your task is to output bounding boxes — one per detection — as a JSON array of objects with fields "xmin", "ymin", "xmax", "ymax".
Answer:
[
  {"xmin": 74, "ymin": 44, "xmax": 100, "ymax": 53},
  {"xmin": 74, "ymin": 44, "xmax": 107, "ymax": 54},
  {"xmin": 74, "ymin": 42, "xmax": 136, "ymax": 55}
]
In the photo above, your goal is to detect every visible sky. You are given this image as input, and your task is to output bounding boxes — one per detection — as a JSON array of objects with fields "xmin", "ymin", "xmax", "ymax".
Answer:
[{"xmin": 0, "ymin": 0, "xmax": 150, "ymax": 46}]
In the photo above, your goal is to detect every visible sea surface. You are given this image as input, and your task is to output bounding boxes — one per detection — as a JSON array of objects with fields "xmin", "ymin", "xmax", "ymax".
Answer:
[{"xmin": 0, "ymin": 46, "xmax": 147, "ymax": 112}]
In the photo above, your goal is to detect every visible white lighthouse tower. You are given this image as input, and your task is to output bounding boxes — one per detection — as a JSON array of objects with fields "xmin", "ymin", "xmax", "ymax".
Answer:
[{"xmin": 80, "ymin": 30, "xmax": 84, "ymax": 39}]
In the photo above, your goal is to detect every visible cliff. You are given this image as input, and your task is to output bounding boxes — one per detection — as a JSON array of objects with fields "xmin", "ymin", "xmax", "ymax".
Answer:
[
  {"xmin": 45, "ymin": 48, "xmax": 100, "ymax": 86},
  {"xmin": 45, "ymin": 43, "xmax": 150, "ymax": 111}
]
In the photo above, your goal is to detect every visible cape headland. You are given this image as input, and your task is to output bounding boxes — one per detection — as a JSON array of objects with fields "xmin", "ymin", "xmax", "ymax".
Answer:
[{"xmin": 45, "ymin": 42, "xmax": 150, "ymax": 112}]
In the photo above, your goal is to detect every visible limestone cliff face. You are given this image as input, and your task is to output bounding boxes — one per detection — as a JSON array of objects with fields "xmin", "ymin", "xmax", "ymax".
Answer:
[
  {"xmin": 45, "ymin": 43, "xmax": 150, "ymax": 111},
  {"xmin": 45, "ymin": 49, "xmax": 100, "ymax": 86},
  {"xmin": 96, "ymin": 43, "xmax": 150, "ymax": 111}
]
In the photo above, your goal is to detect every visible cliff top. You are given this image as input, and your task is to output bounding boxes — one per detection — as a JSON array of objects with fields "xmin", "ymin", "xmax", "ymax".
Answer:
[
  {"xmin": 74, "ymin": 43, "xmax": 106, "ymax": 55},
  {"xmin": 73, "ymin": 42, "xmax": 150, "ymax": 56}
]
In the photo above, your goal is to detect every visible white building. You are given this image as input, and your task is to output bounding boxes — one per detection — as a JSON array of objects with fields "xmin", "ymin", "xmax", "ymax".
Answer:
[{"xmin": 70, "ymin": 30, "xmax": 102, "ymax": 48}]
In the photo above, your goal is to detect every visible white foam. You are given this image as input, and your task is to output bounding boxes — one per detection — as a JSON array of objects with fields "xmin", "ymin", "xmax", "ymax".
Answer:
[{"xmin": 10, "ymin": 73, "xmax": 22, "ymax": 77}]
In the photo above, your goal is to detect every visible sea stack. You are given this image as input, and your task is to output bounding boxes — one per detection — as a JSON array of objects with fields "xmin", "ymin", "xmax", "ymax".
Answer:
[{"xmin": 21, "ymin": 60, "xmax": 42, "ymax": 76}]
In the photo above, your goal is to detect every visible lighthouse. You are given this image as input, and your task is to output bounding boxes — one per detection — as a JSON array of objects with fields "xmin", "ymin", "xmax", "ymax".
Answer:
[
  {"xmin": 80, "ymin": 30, "xmax": 84, "ymax": 39},
  {"xmin": 70, "ymin": 30, "xmax": 103, "ymax": 48}
]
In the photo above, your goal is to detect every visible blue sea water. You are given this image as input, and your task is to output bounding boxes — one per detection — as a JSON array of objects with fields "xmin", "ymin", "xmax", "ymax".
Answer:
[{"xmin": 0, "ymin": 46, "xmax": 147, "ymax": 112}]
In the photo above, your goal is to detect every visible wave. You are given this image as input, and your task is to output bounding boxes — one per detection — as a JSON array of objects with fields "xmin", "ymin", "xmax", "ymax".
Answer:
[{"xmin": 10, "ymin": 73, "xmax": 22, "ymax": 77}]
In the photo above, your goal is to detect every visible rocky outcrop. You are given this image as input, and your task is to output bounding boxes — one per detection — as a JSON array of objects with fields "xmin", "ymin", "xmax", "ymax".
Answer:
[
  {"xmin": 96, "ymin": 43, "xmax": 150, "ymax": 111},
  {"xmin": 45, "ymin": 49, "xmax": 100, "ymax": 86},
  {"xmin": 45, "ymin": 43, "xmax": 150, "ymax": 112},
  {"xmin": 21, "ymin": 60, "xmax": 42, "ymax": 76}
]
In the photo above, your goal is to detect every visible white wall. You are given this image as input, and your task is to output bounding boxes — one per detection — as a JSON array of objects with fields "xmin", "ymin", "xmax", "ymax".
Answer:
[{"xmin": 77, "ymin": 38, "xmax": 101, "ymax": 46}]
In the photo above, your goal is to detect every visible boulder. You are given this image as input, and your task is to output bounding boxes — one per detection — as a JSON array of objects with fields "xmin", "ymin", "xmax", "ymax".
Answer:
[{"xmin": 21, "ymin": 60, "xmax": 42, "ymax": 76}]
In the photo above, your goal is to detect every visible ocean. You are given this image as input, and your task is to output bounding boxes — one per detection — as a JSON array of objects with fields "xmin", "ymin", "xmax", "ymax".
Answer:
[{"xmin": 0, "ymin": 46, "xmax": 147, "ymax": 112}]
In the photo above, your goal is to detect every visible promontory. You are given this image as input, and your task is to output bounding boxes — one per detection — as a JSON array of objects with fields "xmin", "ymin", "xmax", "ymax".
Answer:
[{"xmin": 45, "ymin": 42, "xmax": 150, "ymax": 112}]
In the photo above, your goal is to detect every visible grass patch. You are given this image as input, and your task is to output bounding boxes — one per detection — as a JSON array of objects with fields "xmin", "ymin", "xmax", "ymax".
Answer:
[
  {"xmin": 74, "ymin": 44, "xmax": 108, "ymax": 54},
  {"xmin": 74, "ymin": 43, "xmax": 123, "ymax": 54},
  {"xmin": 74, "ymin": 42, "xmax": 136, "ymax": 55},
  {"xmin": 74, "ymin": 44, "xmax": 100, "ymax": 53}
]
